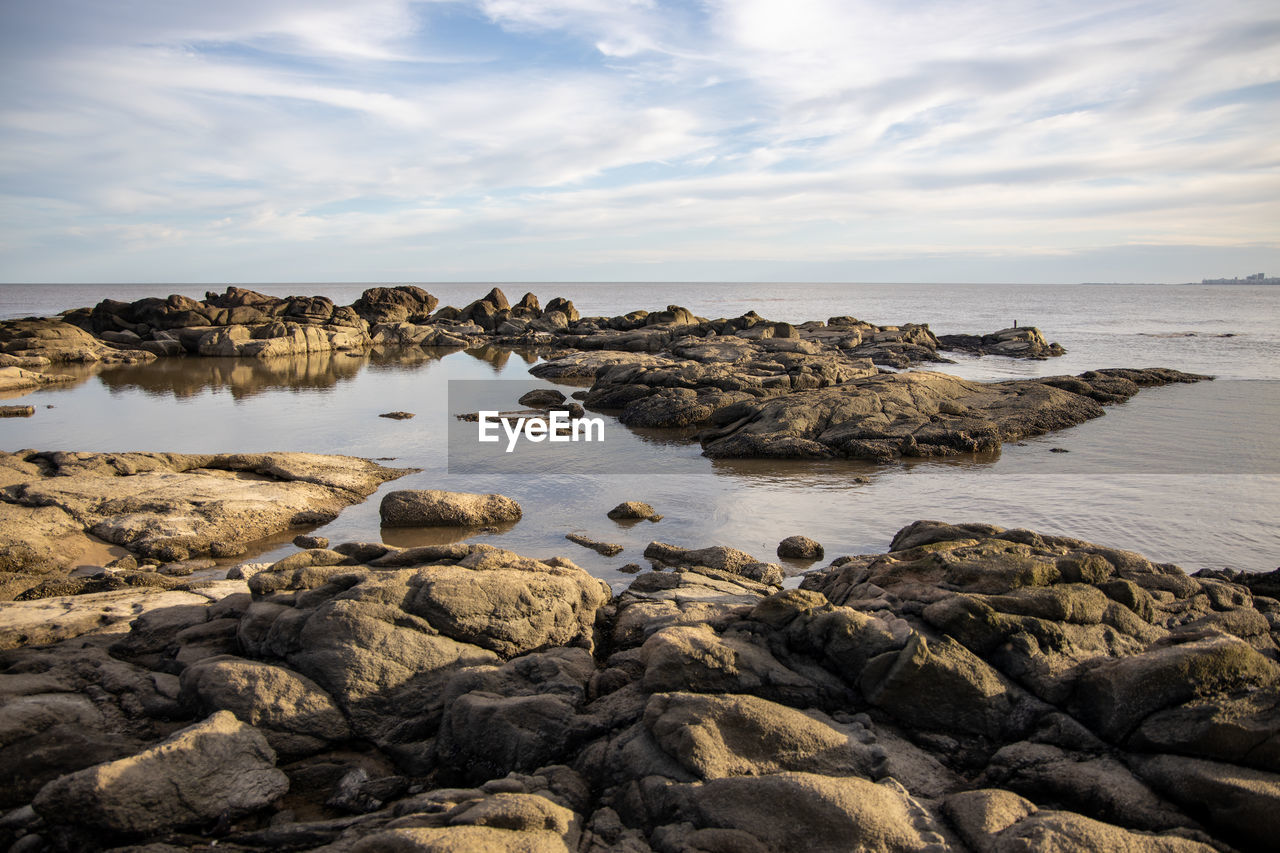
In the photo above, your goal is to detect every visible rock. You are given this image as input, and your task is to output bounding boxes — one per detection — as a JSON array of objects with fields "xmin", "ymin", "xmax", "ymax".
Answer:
[
  {"xmin": 180, "ymin": 656, "xmax": 349, "ymax": 756},
  {"xmin": 1131, "ymin": 754, "xmax": 1280, "ymax": 849},
  {"xmin": 380, "ymin": 489, "xmax": 523, "ymax": 527},
  {"xmin": 945, "ymin": 789, "xmax": 1215, "ymax": 853},
  {"xmin": 379, "ymin": 411, "xmax": 415, "ymax": 419},
  {"xmin": 519, "ymin": 389, "xmax": 567, "ymax": 408},
  {"xmin": 0, "ymin": 451, "xmax": 413, "ymax": 570},
  {"xmin": 0, "ymin": 582, "xmax": 246, "ymax": 650},
  {"xmin": 644, "ymin": 692, "xmax": 883, "ymax": 780},
  {"xmin": 607, "ymin": 501, "xmax": 662, "ymax": 522},
  {"xmin": 566, "ymin": 533, "xmax": 624, "ymax": 557},
  {"xmin": 649, "ymin": 772, "xmax": 945, "ymax": 852},
  {"xmin": 32, "ymin": 710, "xmax": 288, "ymax": 835},
  {"xmin": 937, "ymin": 326, "xmax": 1066, "ymax": 359},
  {"xmin": 698, "ymin": 368, "xmax": 1209, "ymax": 460},
  {"xmin": 0, "ymin": 405, "xmax": 35, "ymax": 418},
  {"xmin": 292, "ymin": 534, "xmax": 330, "ymax": 550},
  {"xmin": 351, "ymin": 286, "xmax": 438, "ymax": 324},
  {"xmin": 777, "ymin": 535, "xmax": 824, "ymax": 560},
  {"xmin": 644, "ymin": 542, "xmax": 782, "ymax": 585}
]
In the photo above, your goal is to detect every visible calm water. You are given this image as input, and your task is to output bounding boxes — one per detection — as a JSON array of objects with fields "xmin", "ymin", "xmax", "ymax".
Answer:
[{"xmin": 2, "ymin": 282, "xmax": 1277, "ymax": 582}]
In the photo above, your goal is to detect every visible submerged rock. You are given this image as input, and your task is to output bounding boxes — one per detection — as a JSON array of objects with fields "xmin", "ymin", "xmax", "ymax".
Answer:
[{"xmin": 607, "ymin": 501, "xmax": 663, "ymax": 522}]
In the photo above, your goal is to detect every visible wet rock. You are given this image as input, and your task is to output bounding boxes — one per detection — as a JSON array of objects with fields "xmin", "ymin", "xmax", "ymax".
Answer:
[
  {"xmin": 698, "ymin": 368, "xmax": 1209, "ymax": 460},
  {"xmin": 644, "ymin": 542, "xmax": 783, "ymax": 585},
  {"xmin": 608, "ymin": 501, "xmax": 663, "ymax": 522},
  {"xmin": 379, "ymin": 411, "xmax": 415, "ymax": 420},
  {"xmin": 292, "ymin": 534, "xmax": 330, "ymax": 550},
  {"xmin": 938, "ymin": 325, "xmax": 1066, "ymax": 359},
  {"xmin": 777, "ymin": 535, "xmax": 824, "ymax": 560},
  {"xmin": 0, "ymin": 451, "xmax": 412, "ymax": 570},
  {"xmin": 0, "ymin": 405, "xmax": 35, "ymax": 418},
  {"xmin": 566, "ymin": 533, "xmax": 624, "ymax": 557},
  {"xmin": 519, "ymin": 389, "xmax": 567, "ymax": 408},
  {"xmin": 380, "ymin": 489, "xmax": 523, "ymax": 527},
  {"xmin": 32, "ymin": 710, "xmax": 288, "ymax": 835}
]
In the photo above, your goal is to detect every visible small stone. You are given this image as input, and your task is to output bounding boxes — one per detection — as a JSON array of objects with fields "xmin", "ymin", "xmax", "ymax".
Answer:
[
  {"xmin": 379, "ymin": 411, "xmax": 415, "ymax": 420},
  {"xmin": 518, "ymin": 389, "xmax": 567, "ymax": 408},
  {"xmin": 608, "ymin": 501, "xmax": 663, "ymax": 522},
  {"xmin": 293, "ymin": 534, "xmax": 330, "ymax": 550},
  {"xmin": 566, "ymin": 533, "xmax": 624, "ymax": 557},
  {"xmin": 380, "ymin": 489, "xmax": 523, "ymax": 527},
  {"xmin": 1049, "ymin": 447, "xmax": 1070, "ymax": 453},
  {"xmin": 777, "ymin": 535, "xmax": 825, "ymax": 560}
]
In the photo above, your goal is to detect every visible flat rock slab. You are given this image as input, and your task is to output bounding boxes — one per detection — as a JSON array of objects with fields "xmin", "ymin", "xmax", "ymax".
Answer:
[
  {"xmin": 698, "ymin": 367, "xmax": 1209, "ymax": 460},
  {"xmin": 0, "ymin": 581, "xmax": 248, "ymax": 650},
  {"xmin": 0, "ymin": 451, "xmax": 414, "ymax": 570}
]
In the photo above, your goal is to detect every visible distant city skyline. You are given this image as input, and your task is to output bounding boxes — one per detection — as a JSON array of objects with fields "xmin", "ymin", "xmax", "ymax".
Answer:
[{"xmin": 2, "ymin": 1, "xmax": 1277, "ymax": 284}]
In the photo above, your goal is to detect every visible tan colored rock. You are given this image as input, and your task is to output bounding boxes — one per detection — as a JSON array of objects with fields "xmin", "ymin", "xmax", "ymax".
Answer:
[
  {"xmin": 32, "ymin": 710, "xmax": 288, "ymax": 834},
  {"xmin": 0, "ymin": 451, "xmax": 412, "ymax": 567},
  {"xmin": 381, "ymin": 489, "xmax": 523, "ymax": 527}
]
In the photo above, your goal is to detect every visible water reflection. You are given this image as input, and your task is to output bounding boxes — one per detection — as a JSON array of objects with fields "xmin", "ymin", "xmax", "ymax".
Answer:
[
  {"xmin": 95, "ymin": 349, "xmax": 448, "ymax": 399},
  {"xmin": 381, "ymin": 521, "xmax": 520, "ymax": 547}
]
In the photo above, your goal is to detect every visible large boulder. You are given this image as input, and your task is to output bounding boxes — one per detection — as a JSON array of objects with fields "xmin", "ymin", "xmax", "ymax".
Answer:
[
  {"xmin": 179, "ymin": 656, "xmax": 350, "ymax": 756},
  {"xmin": 649, "ymin": 772, "xmax": 946, "ymax": 853},
  {"xmin": 380, "ymin": 489, "xmax": 523, "ymax": 527},
  {"xmin": 32, "ymin": 710, "xmax": 287, "ymax": 835}
]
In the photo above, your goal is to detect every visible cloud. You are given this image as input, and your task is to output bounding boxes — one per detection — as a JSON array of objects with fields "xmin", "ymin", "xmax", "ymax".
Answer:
[{"xmin": 0, "ymin": 0, "xmax": 1277, "ymax": 282}]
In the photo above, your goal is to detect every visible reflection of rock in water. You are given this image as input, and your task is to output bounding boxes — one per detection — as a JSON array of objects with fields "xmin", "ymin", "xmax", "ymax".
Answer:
[
  {"xmin": 379, "ymin": 520, "xmax": 519, "ymax": 547},
  {"xmin": 465, "ymin": 344, "xmax": 512, "ymax": 371},
  {"xmin": 96, "ymin": 352, "xmax": 372, "ymax": 400},
  {"xmin": 367, "ymin": 345, "xmax": 453, "ymax": 369}
]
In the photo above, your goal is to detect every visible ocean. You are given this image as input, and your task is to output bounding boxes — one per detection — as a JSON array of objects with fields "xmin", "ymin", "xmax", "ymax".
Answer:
[{"xmin": 2, "ymin": 281, "xmax": 1277, "ymax": 582}]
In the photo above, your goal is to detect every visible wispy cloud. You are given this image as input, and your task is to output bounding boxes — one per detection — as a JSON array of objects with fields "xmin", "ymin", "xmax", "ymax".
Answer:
[{"xmin": 0, "ymin": 0, "xmax": 1276, "ymax": 281}]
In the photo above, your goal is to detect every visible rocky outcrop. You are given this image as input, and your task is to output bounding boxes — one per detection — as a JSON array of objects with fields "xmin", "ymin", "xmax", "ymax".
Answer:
[
  {"xmin": 1, "ymin": 522, "xmax": 1275, "ymax": 851},
  {"xmin": 696, "ymin": 368, "xmax": 1209, "ymax": 460},
  {"xmin": 608, "ymin": 501, "xmax": 663, "ymax": 522},
  {"xmin": 938, "ymin": 326, "xmax": 1066, "ymax": 359},
  {"xmin": 0, "ymin": 451, "xmax": 413, "ymax": 575},
  {"xmin": 380, "ymin": 489, "xmax": 523, "ymax": 527},
  {"xmin": 0, "ymin": 319, "xmax": 154, "ymax": 365}
]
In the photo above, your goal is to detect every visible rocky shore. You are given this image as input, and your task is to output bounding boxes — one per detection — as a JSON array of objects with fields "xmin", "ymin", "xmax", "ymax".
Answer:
[
  {"xmin": 1, "ymin": 285, "xmax": 1063, "ymax": 393},
  {"xmin": 2, "ymin": 287, "xmax": 1265, "ymax": 852},
  {"xmin": 1, "ymin": 517, "xmax": 1277, "ymax": 852}
]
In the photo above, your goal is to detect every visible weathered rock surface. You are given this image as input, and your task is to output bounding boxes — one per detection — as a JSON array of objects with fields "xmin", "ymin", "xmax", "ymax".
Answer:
[
  {"xmin": 3, "ymin": 521, "xmax": 1275, "ymax": 852},
  {"xmin": 0, "ymin": 451, "xmax": 413, "ymax": 573},
  {"xmin": 0, "ymin": 366, "xmax": 76, "ymax": 393},
  {"xmin": 380, "ymin": 489, "xmax": 523, "ymax": 527},
  {"xmin": 938, "ymin": 325, "xmax": 1066, "ymax": 359},
  {"xmin": 607, "ymin": 501, "xmax": 663, "ymax": 522},
  {"xmin": 697, "ymin": 367, "xmax": 1209, "ymax": 459},
  {"xmin": 32, "ymin": 710, "xmax": 288, "ymax": 835},
  {"xmin": 778, "ymin": 535, "xmax": 825, "ymax": 560}
]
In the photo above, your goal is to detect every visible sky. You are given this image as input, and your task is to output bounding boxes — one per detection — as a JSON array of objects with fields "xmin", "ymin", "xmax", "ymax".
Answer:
[{"xmin": 0, "ymin": 0, "xmax": 1277, "ymax": 284}]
